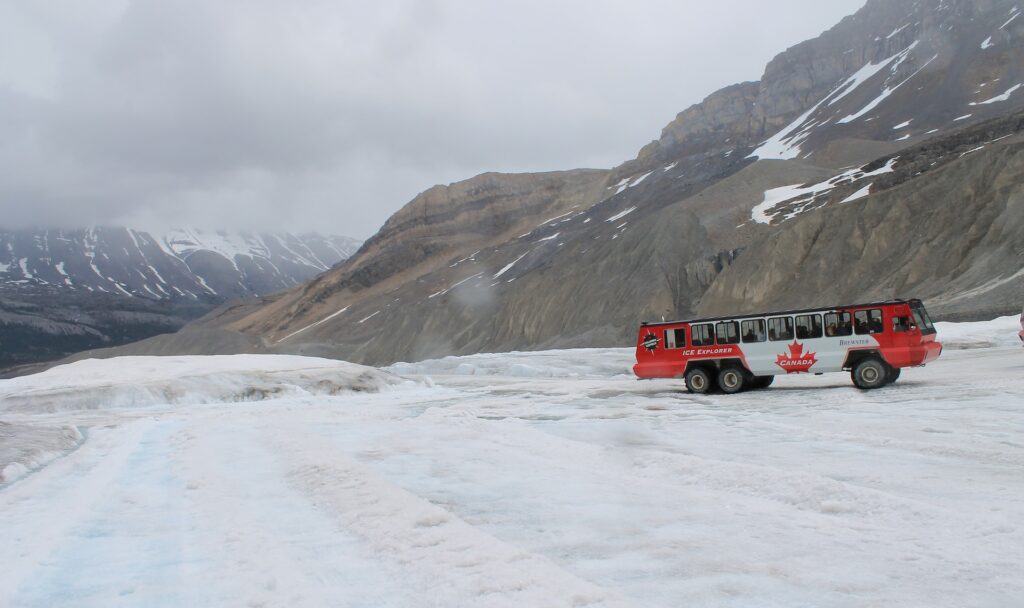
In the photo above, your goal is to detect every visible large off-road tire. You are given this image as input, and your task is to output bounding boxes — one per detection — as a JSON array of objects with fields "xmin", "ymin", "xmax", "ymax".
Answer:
[
  {"xmin": 750, "ymin": 375, "xmax": 775, "ymax": 389},
  {"xmin": 717, "ymin": 368, "xmax": 747, "ymax": 394},
  {"xmin": 685, "ymin": 368, "xmax": 713, "ymax": 394},
  {"xmin": 886, "ymin": 367, "xmax": 902, "ymax": 384},
  {"xmin": 852, "ymin": 358, "xmax": 888, "ymax": 390}
]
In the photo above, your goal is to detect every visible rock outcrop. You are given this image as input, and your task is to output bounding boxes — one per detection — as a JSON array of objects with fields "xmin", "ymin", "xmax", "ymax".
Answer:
[{"xmin": 698, "ymin": 127, "xmax": 1024, "ymax": 318}]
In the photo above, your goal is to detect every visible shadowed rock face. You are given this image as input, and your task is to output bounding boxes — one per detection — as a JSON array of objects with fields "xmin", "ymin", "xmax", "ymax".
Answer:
[
  {"xmin": 45, "ymin": 0, "xmax": 1024, "ymax": 370},
  {"xmin": 0, "ymin": 284, "xmax": 214, "ymax": 375},
  {"xmin": 219, "ymin": 170, "xmax": 614, "ymax": 340},
  {"xmin": 630, "ymin": 0, "xmax": 1024, "ymax": 170},
  {"xmin": 698, "ymin": 131, "xmax": 1024, "ymax": 318}
]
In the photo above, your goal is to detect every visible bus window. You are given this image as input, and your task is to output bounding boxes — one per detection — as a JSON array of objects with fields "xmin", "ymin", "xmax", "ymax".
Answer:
[
  {"xmin": 854, "ymin": 309, "xmax": 884, "ymax": 335},
  {"xmin": 824, "ymin": 312, "xmax": 852, "ymax": 336},
  {"xmin": 795, "ymin": 314, "xmax": 823, "ymax": 339},
  {"xmin": 664, "ymin": 328, "xmax": 686, "ymax": 349},
  {"xmin": 893, "ymin": 316, "xmax": 911, "ymax": 332},
  {"xmin": 910, "ymin": 302, "xmax": 936, "ymax": 335},
  {"xmin": 741, "ymin": 319, "xmax": 766, "ymax": 343},
  {"xmin": 768, "ymin": 317, "xmax": 794, "ymax": 341},
  {"xmin": 716, "ymin": 321, "xmax": 740, "ymax": 345},
  {"xmin": 691, "ymin": 323, "xmax": 715, "ymax": 347}
]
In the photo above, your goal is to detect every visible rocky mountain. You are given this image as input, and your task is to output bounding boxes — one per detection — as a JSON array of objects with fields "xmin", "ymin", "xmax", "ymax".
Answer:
[
  {"xmin": 53, "ymin": 0, "xmax": 1024, "ymax": 368},
  {"xmin": 0, "ymin": 228, "xmax": 360, "ymax": 300},
  {"xmin": 0, "ymin": 228, "xmax": 360, "ymax": 372}
]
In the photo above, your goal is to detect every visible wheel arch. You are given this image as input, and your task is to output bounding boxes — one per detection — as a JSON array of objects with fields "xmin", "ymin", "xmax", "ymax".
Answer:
[{"xmin": 843, "ymin": 349, "xmax": 889, "ymax": 371}]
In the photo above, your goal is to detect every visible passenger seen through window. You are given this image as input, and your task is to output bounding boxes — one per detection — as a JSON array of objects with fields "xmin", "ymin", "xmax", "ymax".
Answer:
[
  {"xmin": 824, "ymin": 312, "xmax": 852, "ymax": 336},
  {"xmin": 741, "ymin": 319, "xmax": 766, "ymax": 343},
  {"xmin": 795, "ymin": 314, "xmax": 823, "ymax": 339},
  {"xmin": 854, "ymin": 309, "xmax": 884, "ymax": 335},
  {"xmin": 768, "ymin": 317, "xmax": 794, "ymax": 341},
  {"xmin": 691, "ymin": 323, "xmax": 715, "ymax": 346},
  {"xmin": 716, "ymin": 321, "xmax": 740, "ymax": 345},
  {"xmin": 893, "ymin": 316, "xmax": 911, "ymax": 332}
]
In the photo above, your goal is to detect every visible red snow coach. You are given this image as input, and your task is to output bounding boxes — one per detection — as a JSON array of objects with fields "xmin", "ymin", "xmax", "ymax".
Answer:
[{"xmin": 633, "ymin": 299, "xmax": 942, "ymax": 393}]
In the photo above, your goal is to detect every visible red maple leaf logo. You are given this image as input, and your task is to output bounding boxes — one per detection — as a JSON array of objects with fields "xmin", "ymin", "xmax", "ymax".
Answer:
[{"xmin": 775, "ymin": 340, "xmax": 818, "ymax": 373}]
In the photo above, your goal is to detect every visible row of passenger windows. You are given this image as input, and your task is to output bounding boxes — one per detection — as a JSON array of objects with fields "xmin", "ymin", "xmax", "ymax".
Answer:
[{"xmin": 663, "ymin": 309, "xmax": 886, "ymax": 348}]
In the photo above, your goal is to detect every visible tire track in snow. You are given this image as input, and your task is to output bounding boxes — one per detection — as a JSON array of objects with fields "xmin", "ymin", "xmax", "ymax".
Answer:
[
  {"xmin": 330, "ymin": 403, "xmax": 1024, "ymax": 607},
  {"xmin": 176, "ymin": 419, "xmax": 422, "ymax": 608},
  {"xmin": 728, "ymin": 413, "xmax": 1024, "ymax": 469},
  {"xmin": 263, "ymin": 419, "xmax": 635, "ymax": 608},
  {"xmin": 7, "ymin": 421, "xmax": 204, "ymax": 607},
  {"xmin": 0, "ymin": 420, "xmax": 163, "ymax": 603}
]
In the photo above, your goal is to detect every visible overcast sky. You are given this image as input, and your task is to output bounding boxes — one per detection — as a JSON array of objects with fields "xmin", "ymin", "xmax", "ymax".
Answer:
[{"xmin": 0, "ymin": 0, "xmax": 864, "ymax": 239}]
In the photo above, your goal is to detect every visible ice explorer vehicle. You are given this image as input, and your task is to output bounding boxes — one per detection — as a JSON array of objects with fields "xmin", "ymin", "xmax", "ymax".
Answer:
[{"xmin": 634, "ymin": 299, "xmax": 942, "ymax": 393}]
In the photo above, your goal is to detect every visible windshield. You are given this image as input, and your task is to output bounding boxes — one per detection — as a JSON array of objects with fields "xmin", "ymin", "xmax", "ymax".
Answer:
[{"xmin": 910, "ymin": 302, "xmax": 936, "ymax": 335}]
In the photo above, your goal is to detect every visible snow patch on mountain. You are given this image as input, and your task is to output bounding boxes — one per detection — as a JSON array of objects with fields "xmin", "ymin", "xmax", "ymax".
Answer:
[
  {"xmin": 493, "ymin": 253, "xmax": 529, "ymax": 279},
  {"xmin": 750, "ymin": 42, "xmax": 924, "ymax": 160},
  {"xmin": 606, "ymin": 207, "xmax": 637, "ymax": 223},
  {"xmin": 886, "ymin": 23, "xmax": 909, "ymax": 39},
  {"xmin": 969, "ymin": 83, "xmax": 1023, "ymax": 105},
  {"xmin": 752, "ymin": 182, "xmax": 836, "ymax": 224},
  {"xmin": 429, "ymin": 273, "xmax": 483, "ymax": 299},
  {"xmin": 1000, "ymin": 7, "xmax": 1020, "ymax": 29},
  {"xmin": 838, "ymin": 47, "xmax": 938, "ymax": 124},
  {"xmin": 608, "ymin": 171, "xmax": 654, "ymax": 196},
  {"xmin": 841, "ymin": 184, "xmax": 873, "ymax": 203},
  {"xmin": 277, "ymin": 306, "xmax": 351, "ymax": 343},
  {"xmin": 358, "ymin": 311, "xmax": 382, "ymax": 324},
  {"xmin": 162, "ymin": 229, "xmax": 309, "ymax": 270},
  {"xmin": 751, "ymin": 158, "xmax": 897, "ymax": 224}
]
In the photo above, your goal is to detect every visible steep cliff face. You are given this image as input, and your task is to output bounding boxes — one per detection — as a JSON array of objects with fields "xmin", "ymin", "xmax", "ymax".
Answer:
[
  {"xmin": 632, "ymin": 0, "xmax": 1024, "ymax": 173},
  {"xmin": 698, "ymin": 124, "xmax": 1024, "ymax": 318},
  {"xmin": 61, "ymin": 0, "xmax": 1024, "ymax": 368}
]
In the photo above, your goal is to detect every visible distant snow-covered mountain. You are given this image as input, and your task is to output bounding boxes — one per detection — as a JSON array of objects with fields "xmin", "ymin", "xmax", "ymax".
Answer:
[
  {"xmin": 0, "ymin": 227, "xmax": 361, "ymax": 372},
  {"xmin": 0, "ymin": 227, "xmax": 361, "ymax": 300}
]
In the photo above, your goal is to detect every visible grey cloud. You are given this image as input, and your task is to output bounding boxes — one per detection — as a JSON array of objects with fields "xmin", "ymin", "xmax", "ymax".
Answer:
[{"xmin": 0, "ymin": 0, "xmax": 864, "ymax": 238}]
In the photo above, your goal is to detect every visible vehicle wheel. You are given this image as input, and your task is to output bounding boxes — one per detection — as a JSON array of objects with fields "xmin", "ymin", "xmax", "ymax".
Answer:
[
  {"xmin": 852, "ymin": 358, "xmax": 888, "ymax": 390},
  {"xmin": 685, "ymin": 368, "xmax": 713, "ymax": 394},
  {"xmin": 887, "ymin": 367, "xmax": 901, "ymax": 384},
  {"xmin": 751, "ymin": 375, "xmax": 775, "ymax": 389},
  {"xmin": 717, "ymin": 368, "xmax": 746, "ymax": 394}
]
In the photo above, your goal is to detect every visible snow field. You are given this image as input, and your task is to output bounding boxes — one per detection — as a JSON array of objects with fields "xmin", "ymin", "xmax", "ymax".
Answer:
[
  {"xmin": 0, "ymin": 355, "xmax": 410, "ymax": 413},
  {"xmin": 387, "ymin": 347, "xmax": 636, "ymax": 379},
  {"xmin": 0, "ymin": 318, "xmax": 1022, "ymax": 606},
  {"xmin": 934, "ymin": 314, "xmax": 1021, "ymax": 349}
]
